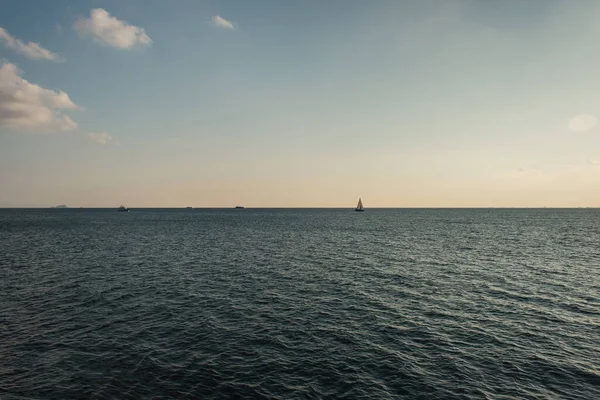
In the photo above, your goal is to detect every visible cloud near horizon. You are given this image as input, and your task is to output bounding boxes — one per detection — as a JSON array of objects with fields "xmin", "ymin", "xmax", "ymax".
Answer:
[
  {"xmin": 568, "ymin": 114, "xmax": 598, "ymax": 132},
  {"xmin": 74, "ymin": 8, "xmax": 152, "ymax": 50},
  {"xmin": 212, "ymin": 15, "xmax": 234, "ymax": 29},
  {"xmin": 87, "ymin": 132, "xmax": 113, "ymax": 144},
  {"xmin": 0, "ymin": 62, "xmax": 80, "ymax": 131},
  {"xmin": 0, "ymin": 27, "xmax": 62, "ymax": 61}
]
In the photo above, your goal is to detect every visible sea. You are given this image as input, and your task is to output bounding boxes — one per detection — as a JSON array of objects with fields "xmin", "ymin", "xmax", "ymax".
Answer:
[{"xmin": 0, "ymin": 208, "xmax": 598, "ymax": 399}]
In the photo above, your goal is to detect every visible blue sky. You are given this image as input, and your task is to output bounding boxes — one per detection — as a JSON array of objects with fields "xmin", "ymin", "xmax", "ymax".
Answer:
[{"xmin": 1, "ymin": 0, "xmax": 599, "ymax": 207}]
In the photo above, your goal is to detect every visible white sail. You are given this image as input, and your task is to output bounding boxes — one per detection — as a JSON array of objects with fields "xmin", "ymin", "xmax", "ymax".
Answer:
[{"xmin": 357, "ymin": 198, "xmax": 363, "ymax": 209}]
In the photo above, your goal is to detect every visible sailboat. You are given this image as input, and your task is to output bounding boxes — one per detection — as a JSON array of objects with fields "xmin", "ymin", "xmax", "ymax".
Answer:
[{"xmin": 355, "ymin": 198, "xmax": 364, "ymax": 212}]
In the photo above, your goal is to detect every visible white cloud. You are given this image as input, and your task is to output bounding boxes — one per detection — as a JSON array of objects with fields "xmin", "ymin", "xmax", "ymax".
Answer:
[
  {"xmin": 212, "ymin": 15, "xmax": 234, "ymax": 29},
  {"xmin": 88, "ymin": 132, "xmax": 112, "ymax": 144},
  {"xmin": 0, "ymin": 62, "xmax": 79, "ymax": 131},
  {"xmin": 588, "ymin": 159, "xmax": 600, "ymax": 165},
  {"xmin": 74, "ymin": 8, "xmax": 152, "ymax": 50},
  {"xmin": 0, "ymin": 27, "xmax": 61, "ymax": 61},
  {"xmin": 568, "ymin": 114, "xmax": 598, "ymax": 132}
]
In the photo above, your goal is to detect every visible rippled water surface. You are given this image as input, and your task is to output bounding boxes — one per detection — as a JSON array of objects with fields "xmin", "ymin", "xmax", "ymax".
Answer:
[{"xmin": 1, "ymin": 208, "xmax": 599, "ymax": 399}]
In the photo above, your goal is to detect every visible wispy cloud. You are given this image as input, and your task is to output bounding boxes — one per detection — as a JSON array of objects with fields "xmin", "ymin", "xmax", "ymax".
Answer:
[
  {"xmin": 0, "ymin": 27, "xmax": 62, "ymax": 61},
  {"xmin": 568, "ymin": 114, "xmax": 598, "ymax": 132},
  {"xmin": 74, "ymin": 8, "xmax": 152, "ymax": 50},
  {"xmin": 0, "ymin": 62, "xmax": 80, "ymax": 131},
  {"xmin": 87, "ymin": 132, "xmax": 113, "ymax": 145},
  {"xmin": 212, "ymin": 15, "xmax": 234, "ymax": 30}
]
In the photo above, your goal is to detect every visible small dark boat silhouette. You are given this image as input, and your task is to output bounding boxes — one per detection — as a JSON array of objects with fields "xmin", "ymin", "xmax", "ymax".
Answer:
[
  {"xmin": 354, "ymin": 198, "xmax": 364, "ymax": 212},
  {"xmin": 118, "ymin": 205, "xmax": 129, "ymax": 212}
]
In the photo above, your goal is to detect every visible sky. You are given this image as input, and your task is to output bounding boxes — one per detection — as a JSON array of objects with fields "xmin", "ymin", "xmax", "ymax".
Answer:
[{"xmin": 1, "ymin": 0, "xmax": 599, "ymax": 208}]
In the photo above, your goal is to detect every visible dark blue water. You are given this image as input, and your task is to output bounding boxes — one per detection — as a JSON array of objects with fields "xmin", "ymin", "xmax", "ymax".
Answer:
[{"xmin": 1, "ymin": 208, "xmax": 599, "ymax": 399}]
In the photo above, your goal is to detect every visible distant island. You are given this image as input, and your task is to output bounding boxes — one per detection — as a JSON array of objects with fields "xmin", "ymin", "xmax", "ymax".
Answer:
[{"xmin": 53, "ymin": 205, "xmax": 68, "ymax": 208}]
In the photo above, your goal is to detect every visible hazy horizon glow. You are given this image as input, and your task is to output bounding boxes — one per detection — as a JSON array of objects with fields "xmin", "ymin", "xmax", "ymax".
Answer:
[{"xmin": 1, "ymin": 0, "xmax": 600, "ymax": 207}]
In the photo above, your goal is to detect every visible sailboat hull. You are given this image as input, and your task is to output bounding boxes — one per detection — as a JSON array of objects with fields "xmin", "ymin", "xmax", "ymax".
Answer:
[{"xmin": 354, "ymin": 209, "xmax": 364, "ymax": 212}]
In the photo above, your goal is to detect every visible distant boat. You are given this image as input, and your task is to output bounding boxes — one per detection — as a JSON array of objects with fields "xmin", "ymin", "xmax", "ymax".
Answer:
[
  {"xmin": 355, "ymin": 198, "xmax": 364, "ymax": 212},
  {"xmin": 186, "ymin": 206, "xmax": 193, "ymax": 209},
  {"xmin": 235, "ymin": 206, "xmax": 244, "ymax": 209},
  {"xmin": 117, "ymin": 205, "xmax": 129, "ymax": 212},
  {"xmin": 53, "ymin": 204, "xmax": 68, "ymax": 209}
]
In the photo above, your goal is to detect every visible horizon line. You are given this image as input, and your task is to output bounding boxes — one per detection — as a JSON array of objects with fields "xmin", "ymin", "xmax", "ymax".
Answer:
[{"xmin": 1, "ymin": 206, "xmax": 599, "ymax": 209}]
